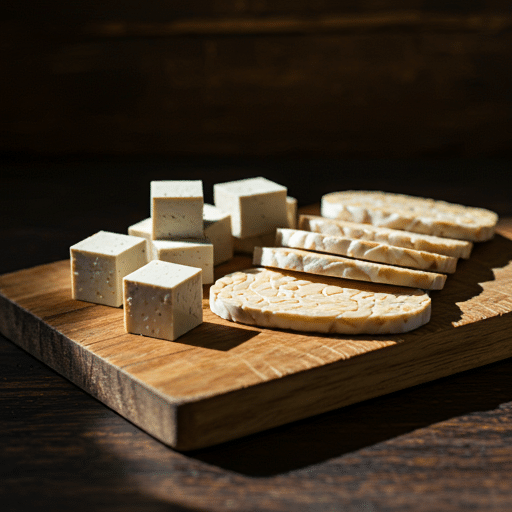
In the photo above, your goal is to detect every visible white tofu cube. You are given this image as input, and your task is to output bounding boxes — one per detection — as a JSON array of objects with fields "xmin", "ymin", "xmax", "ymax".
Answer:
[
  {"xmin": 151, "ymin": 180, "xmax": 204, "ymax": 239},
  {"xmin": 70, "ymin": 231, "xmax": 147, "ymax": 307},
  {"xmin": 123, "ymin": 260, "xmax": 202, "ymax": 341},
  {"xmin": 213, "ymin": 177, "xmax": 288, "ymax": 238},
  {"xmin": 203, "ymin": 203, "xmax": 233, "ymax": 266},
  {"xmin": 233, "ymin": 232, "xmax": 276, "ymax": 254},
  {"xmin": 231, "ymin": 196, "xmax": 297, "ymax": 254},
  {"xmin": 128, "ymin": 218, "xmax": 154, "ymax": 258},
  {"xmin": 130, "ymin": 207, "xmax": 234, "ymax": 267},
  {"xmin": 153, "ymin": 238, "xmax": 214, "ymax": 285}
]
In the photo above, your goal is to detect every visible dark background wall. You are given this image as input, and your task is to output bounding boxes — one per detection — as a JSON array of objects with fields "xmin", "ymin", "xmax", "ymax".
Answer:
[
  {"xmin": 1, "ymin": 1, "xmax": 511, "ymax": 275},
  {"xmin": 2, "ymin": 1, "xmax": 512, "ymax": 158}
]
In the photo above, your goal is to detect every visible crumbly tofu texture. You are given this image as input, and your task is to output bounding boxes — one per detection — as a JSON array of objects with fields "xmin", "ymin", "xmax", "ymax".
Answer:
[
  {"xmin": 210, "ymin": 268, "xmax": 431, "ymax": 334},
  {"xmin": 70, "ymin": 231, "xmax": 147, "ymax": 307},
  {"xmin": 153, "ymin": 238, "xmax": 214, "ymax": 285},
  {"xmin": 151, "ymin": 180, "xmax": 204, "ymax": 239},
  {"xmin": 124, "ymin": 260, "xmax": 203, "ymax": 341},
  {"xmin": 214, "ymin": 177, "xmax": 288, "ymax": 238}
]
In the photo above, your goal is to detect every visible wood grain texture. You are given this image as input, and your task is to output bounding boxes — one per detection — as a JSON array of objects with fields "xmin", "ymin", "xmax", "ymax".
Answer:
[
  {"xmin": 1, "ymin": 221, "xmax": 512, "ymax": 450},
  {"xmin": 3, "ymin": 319, "xmax": 512, "ymax": 512},
  {"xmin": 1, "ymin": 157, "xmax": 511, "ymax": 512}
]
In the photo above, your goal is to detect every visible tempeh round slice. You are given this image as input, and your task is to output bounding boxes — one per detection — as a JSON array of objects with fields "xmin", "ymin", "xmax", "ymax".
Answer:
[
  {"xmin": 299, "ymin": 215, "xmax": 473, "ymax": 259},
  {"xmin": 253, "ymin": 246, "xmax": 446, "ymax": 290},
  {"xmin": 321, "ymin": 191, "xmax": 498, "ymax": 242},
  {"xmin": 210, "ymin": 268, "xmax": 431, "ymax": 334},
  {"xmin": 276, "ymin": 228, "xmax": 458, "ymax": 273}
]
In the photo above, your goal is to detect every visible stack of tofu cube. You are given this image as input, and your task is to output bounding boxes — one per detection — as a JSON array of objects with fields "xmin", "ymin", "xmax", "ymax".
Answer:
[
  {"xmin": 128, "ymin": 180, "xmax": 234, "ymax": 284},
  {"xmin": 70, "ymin": 176, "xmax": 292, "ymax": 342}
]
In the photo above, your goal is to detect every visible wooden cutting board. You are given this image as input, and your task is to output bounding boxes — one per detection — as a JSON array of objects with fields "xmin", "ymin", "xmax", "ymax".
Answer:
[{"xmin": 1, "ymin": 221, "xmax": 512, "ymax": 451}]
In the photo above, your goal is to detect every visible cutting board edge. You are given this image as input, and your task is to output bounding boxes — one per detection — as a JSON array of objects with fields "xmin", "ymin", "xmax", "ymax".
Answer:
[
  {"xmin": 3, "ymin": 249, "xmax": 512, "ymax": 450},
  {"xmin": 0, "ymin": 291, "xmax": 184, "ymax": 448},
  {"xmin": 174, "ymin": 311, "xmax": 512, "ymax": 450},
  {"xmin": 2, "ymin": 286, "xmax": 512, "ymax": 450}
]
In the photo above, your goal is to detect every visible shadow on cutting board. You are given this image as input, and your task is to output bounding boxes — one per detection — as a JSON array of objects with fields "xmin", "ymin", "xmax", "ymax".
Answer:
[
  {"xmin": 425, "ymin": 233, "xmax": 512, "ymax": 331},
  {"xmin": 190, "ymin": 355, "xmax": 512, "ymax": 476},
  {"xmin": 180, "ymin": 322, "xmax": 260, "ymax": 351},
  {"xmin": 189, "ymin": 233, "xmax": 512, "ymax": 476}
]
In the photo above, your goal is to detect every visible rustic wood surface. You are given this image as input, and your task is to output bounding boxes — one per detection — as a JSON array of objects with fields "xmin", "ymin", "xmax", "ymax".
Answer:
[
  {"xmin": 1, "ymin": 160, "xmax": 512, "ymax": 511},
  {"xmin": 2, "ymin": 221, "xmax": 512, "ymax": 450},
  {"xmin": 2, "ymin": 3, "xmax": 512, "ymax": 158}
]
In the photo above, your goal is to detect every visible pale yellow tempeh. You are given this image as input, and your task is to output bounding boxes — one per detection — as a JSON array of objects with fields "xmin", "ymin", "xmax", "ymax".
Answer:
[
  {"xmin": 321, "ymin": 191, "xmax": 498, "ymax": 242},
  {"xmin": 299, "ymin": 215, "xmax": 473, "ymax": 259},
  {"xmin": 253, "ymin": 246, "xmax": 446, "ymax": 290},
  {"xmin": 276, "ymin": 228, "xmax": 458, "ymax": 273},
  {"xmin": 209, "ymin": 268, "xmax": 431, "ymax": 334}
]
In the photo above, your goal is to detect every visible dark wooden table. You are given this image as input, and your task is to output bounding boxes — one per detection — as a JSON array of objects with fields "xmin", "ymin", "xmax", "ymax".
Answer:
[{"xmin": 2, "ymin": 156, "xmax": 512, "ymax": 512}]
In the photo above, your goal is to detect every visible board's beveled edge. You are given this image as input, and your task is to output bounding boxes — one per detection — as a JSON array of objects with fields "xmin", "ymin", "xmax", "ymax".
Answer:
[
  {"xmin": 2, "ymin": 244, "xmax": 512, "ymax": 450},
  {"xmin": 175, "ymin": 311, "xmax": 512, "ymax": 450},
  {"xmin": 0, "ymin": 290, "xmax": 182, "ymax": 448}
]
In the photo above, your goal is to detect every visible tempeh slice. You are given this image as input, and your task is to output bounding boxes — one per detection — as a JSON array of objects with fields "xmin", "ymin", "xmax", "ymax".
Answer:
[
  {"xmin": 253, "ymin": 246, "xmax": 446, "ymax": 290},
  {"xmin": 209, "ymin": 268, "xmax": 431, "ymax": 334},
  {"xmin": 321, "ymin": 191, "xmax": 498, "ymax": 242},
  {"xmin": 299, "ymin": 215, "xmax": 473, "ymax": 259},
  {"xmin": 276, "ymin": 228, "xmax": 457, "ymax": 273}
]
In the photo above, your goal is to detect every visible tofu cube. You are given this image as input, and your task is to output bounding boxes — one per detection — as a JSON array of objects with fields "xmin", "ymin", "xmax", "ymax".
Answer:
[
  {"xmin": 203, "ymin": 203, "xmax": 233, "ymax": 265},
  {"xmin": 128, "ymin": 217, "xmax": 154, "ymax": 258},
  {"xmin": 213, "ymin": 177, "xmax": 288, "ymax": 238},
  {"xmin": 129, "ymin": 206, "xmax": 233, "ymax": 267},
  {"xmin": 153, "ymin": 238, "xmax": 214, "ymax": 285},
  {"xmin": 123, "ymin": 260, "xmax": 202, "ymax": 341},
  {"xmin": 70, "ymin": 231, "xmax": 147, "ymax": 307},
  {"xmin": 233, "ymin": 232, "xmax": 276, "ymax": 255},
  {"xmin": 231, "ymin": 196, "xmax": 297, "ymax": 253},
  {"xmin": 151, "ymin": 180, "xmax": 204, "ymax": 239}
]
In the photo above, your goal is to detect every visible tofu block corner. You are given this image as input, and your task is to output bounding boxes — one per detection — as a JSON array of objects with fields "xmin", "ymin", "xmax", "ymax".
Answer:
[
  {"xmin": 213, "ymin": 177, "xmax": 288, "ymax": 238},
  {"xmin": 70, "ymin": 230, "xmax": 147, "ymax": 307},
  {"xmin": 123, "ymin": 260, "xmax": 203, "ymax": 341},
  {"xmin": 151, "ymin": 180, "xmax": 204, "ymax": 239}
]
